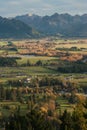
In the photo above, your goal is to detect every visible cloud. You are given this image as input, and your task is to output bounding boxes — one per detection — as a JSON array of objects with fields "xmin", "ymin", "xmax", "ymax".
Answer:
[
  {"xmin": 0, "ymin": 0, "xmax": 87, "ymax": 17},
  {"xmin": 8, "ymin": 1, "xmax": 19, "ymax": 5}
]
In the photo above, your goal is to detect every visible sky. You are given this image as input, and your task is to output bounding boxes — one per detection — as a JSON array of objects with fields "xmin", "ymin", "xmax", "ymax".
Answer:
[{"xmin": 0, "ymin": 0, "xmax": 87, "ymax": 17}]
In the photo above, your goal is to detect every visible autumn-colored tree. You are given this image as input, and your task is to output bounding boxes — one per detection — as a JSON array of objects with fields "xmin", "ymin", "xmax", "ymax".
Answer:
[{"xmin": 72, "ymin": 103, "xmax": 87, "ymax": 130}]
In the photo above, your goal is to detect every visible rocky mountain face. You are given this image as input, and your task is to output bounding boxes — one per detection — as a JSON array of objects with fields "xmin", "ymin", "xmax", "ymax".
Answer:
[
  {"xmin": 15, "ymin": 13, "xmax": 87, "ymax": 37},
  {"xmin": 0, "ymin": 13, "xmax": 87, "ymax": 39}
]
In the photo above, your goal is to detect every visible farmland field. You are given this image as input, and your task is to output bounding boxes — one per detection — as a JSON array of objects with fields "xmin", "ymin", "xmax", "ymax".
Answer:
[
  {"xmin": 0, "ymin": 38, "xmax": 87, "ymax": 125},
  {"xmin": 17, "ymin": 56, "xmax": 58, "ymax": 65}
]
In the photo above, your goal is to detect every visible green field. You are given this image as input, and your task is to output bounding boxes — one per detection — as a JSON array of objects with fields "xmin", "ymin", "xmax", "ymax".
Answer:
[
  {"xmin": 0, "ymin": 66, "xmax": 57, "ymax": 84},
  {"xmin": 17, "ymin": 56, "xmax": 58, "ymax": 65},
  {"xmin": 56, "ymin": 96, "xmax": 74, "ymax": 114},
  {"xmin": 0, "ymin": 101, "xmax": 28, "ymax": 117}
]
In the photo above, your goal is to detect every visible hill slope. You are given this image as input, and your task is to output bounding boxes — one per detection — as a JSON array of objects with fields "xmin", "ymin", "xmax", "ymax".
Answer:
[{"xmin": 0, "ymin": 16, "xmax": 37, "ymax": 39}]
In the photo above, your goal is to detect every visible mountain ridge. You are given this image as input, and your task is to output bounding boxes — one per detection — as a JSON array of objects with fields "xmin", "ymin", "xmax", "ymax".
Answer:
[
  {"xmin": 15, "ymin": 13, "xmax": 87, "ymax": 37},
  {"xmin": 0, "ymin": 16, "xmax": 38, "ymax": 39},
  {"xmin": 0, "ymin": 13, "xmax": 87, "ymax": 39}
]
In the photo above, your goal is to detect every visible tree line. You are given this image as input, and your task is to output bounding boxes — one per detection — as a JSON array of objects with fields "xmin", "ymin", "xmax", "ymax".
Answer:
[{"xmin": 57, "ymin": 61, "xmax": 87, "ymax": 73}]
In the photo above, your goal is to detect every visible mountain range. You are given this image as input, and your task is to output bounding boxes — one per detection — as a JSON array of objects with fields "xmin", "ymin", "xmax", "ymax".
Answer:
[
  {"xmin": 0, "ymin": 13, "xmax": 87, "ymax": 39},
  {"xmin": 15, "ymin": 13, "xmax": 87, "ymax": 38}
]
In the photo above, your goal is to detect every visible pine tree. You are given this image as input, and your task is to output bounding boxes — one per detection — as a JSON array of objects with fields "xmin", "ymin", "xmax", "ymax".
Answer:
[{"xmin": 60, "ymin": 110, "xmax": 73, "ymax": 130}]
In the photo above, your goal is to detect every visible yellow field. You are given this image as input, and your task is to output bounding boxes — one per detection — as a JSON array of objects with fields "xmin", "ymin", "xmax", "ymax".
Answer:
[{"xmin": 55, "ymin": 38, "xmax": 87, "ymax": 48}]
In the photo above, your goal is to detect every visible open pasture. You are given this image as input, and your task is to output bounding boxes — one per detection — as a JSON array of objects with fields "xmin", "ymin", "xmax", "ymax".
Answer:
[{"xmin": 17, "ymin": 56, "xmax": 58, "ymax": 65}]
